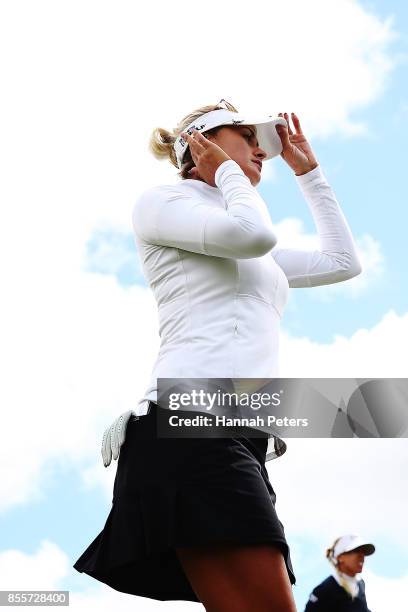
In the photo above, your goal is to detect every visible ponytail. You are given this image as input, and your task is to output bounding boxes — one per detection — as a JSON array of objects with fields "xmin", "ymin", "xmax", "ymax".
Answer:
[{"xmin": 148, "ymin": 99, "xmax": 239, "ymax": 179}]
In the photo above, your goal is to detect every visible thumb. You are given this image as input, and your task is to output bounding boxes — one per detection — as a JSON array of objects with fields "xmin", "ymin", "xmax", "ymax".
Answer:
[{"xmin": 189, "ymin": 166, "xmax": 199, "ymax": 179}]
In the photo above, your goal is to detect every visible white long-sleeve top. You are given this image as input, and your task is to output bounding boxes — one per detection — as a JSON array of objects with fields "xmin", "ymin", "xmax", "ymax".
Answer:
[{"xmin": 131, "ymin": 159, "xmax": 362, "ymax": 460}]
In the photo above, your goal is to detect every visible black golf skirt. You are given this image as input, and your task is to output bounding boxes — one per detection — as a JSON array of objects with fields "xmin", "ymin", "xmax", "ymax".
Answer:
[{"xmin": 73, "ymin": 401, "xmax": 296, "ymax": 602}]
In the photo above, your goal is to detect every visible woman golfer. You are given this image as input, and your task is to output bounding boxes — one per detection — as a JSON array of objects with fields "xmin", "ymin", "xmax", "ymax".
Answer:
[
  {"xmin": 73, "ymin": 99, "xmax": 362, "ymax": 611},
  {"xmin": 304, "ymin": 535, "xmax": 375, "ymax": 611}
]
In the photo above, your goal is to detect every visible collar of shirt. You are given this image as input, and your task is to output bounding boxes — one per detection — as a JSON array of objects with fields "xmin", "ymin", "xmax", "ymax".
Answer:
[{"xmin": 331, "ymin": 568, "xmax": 361, "ymax": 598}]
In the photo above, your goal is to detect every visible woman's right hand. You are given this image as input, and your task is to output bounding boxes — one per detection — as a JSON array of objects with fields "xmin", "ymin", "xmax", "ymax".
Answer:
[{"xmin": 181, "ymin": 128, "xmax": 231, "ymax": 187}]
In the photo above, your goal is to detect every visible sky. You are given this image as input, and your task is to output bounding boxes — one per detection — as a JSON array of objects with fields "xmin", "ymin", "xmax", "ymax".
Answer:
[{"xmin": 0, "ymin": 0, "xmax": 407, "ymax": 610}]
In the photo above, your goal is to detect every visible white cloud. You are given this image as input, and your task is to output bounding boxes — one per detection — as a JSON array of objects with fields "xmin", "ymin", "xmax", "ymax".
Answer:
[
  {"xmin": 0, "ymin": 278, "xmax": 162, "ymax": 511},
  {"xmin": 0, "ymin": 0, "xmax": 398, "ymax": 240},
  {"xmin": 363, "ymin": 570, "xmax": 408, "ymax": 612},
  {"xmin": 279, "ymin": 308, "xmax": 408, "ymax": 377},
  {"xmin": 0, "ymin": 540, "xmax": 69, "ymax": 591},
  {"xmin": 269, "ymin": 438, "xmax": 408, "ymax": 550},
  {"xmin": 0, "ymin": 541, "xmax": 198, "ymax": 611},
  {"xmin": 69, "ymin": 589, "xmax": 198, "ymax": 612}
]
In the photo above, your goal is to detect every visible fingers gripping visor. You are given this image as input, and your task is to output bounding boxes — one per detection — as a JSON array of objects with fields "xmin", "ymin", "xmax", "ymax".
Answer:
[{"xmin": 173, "ymin": 108, "xmax": 288, "ymax": 170}]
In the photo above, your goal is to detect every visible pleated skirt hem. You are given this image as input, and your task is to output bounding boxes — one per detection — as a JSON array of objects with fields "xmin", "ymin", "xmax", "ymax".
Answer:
[{"xmin": 73, "ymin": 403, "xmax": 296, "ymax": 602}]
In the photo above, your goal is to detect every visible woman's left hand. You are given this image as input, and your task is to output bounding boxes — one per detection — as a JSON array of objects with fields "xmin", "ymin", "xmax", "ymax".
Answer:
[{"xmin": 276, "ymin": 112, "xmax": 319, "ymax": 176}]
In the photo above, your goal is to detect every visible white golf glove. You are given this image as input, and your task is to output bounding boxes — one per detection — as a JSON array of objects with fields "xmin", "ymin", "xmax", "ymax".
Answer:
[{"xmin": 101, "ymin": 410, "xmax": 139, "ymax": 467}]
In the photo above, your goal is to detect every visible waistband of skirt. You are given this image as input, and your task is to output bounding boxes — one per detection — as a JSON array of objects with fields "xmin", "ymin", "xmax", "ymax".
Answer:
[{"xmin": 146, "ymin": 401, "xmax": 269, "ymax": 460}]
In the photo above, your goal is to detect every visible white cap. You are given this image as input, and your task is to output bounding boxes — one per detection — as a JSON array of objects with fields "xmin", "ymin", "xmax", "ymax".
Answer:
[
  {"xmin": 333, "ymin": 535, "xmax": 376, "ymax": 559},
  {"xmin": 173, "ymin": 108, "xmax": 287, "ymax": 170}
]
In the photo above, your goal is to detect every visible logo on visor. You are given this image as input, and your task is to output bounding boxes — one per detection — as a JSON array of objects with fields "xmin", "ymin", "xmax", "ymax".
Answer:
[
  {"xmin": 186, "ymin": 123, "xmax": 207, "ymax": 136},
  {"xmin": 232, "ymin": 119, "xmax": 245, "ymax": 124},
  {"xmin": 178, "ymin": 122, "xmax": 207, "ymax": 165}
]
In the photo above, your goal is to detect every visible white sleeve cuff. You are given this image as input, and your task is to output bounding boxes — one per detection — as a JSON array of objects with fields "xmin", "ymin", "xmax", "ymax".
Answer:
[
  {"xmin": 295, "ymin": 164, "xmax": 328, "ymax": 190},
  {"xmin": 214, "ymin": 159, "xmax": 248, "ymax": 187}
]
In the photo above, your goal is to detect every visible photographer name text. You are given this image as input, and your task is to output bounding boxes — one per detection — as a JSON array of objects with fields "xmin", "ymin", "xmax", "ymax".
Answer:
[{"xmin": 166, "ymin": 415, "xmax": 309, "ymax": 428}]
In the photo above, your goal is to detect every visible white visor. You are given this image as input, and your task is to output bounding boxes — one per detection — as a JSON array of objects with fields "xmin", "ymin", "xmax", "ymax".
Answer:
[
  {"xmin": 333, "ymin": 535, "xmax": 376, "ymax": 559},
  {"xmin": 173, "ymin": 108, "xmax": 288, "ymax": 170}
]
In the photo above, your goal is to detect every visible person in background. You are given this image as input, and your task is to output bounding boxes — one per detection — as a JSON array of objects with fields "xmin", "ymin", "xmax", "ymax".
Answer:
[{"xmin": 304, "ymin": 534, "xmax": 375, "ymax": 611}]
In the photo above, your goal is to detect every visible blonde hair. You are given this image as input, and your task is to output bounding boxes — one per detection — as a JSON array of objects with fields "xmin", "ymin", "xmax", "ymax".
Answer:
[
  {"xmin": 326, "ymin": 537, "xmax": 356, "ymax": 599},
  {"xmin": 326, "ymin": 537, "xmax": 341, "ymax": 566},
  {"xmin": 148, "ymin": 99, "xmax": 239, "ymax": 179}
]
